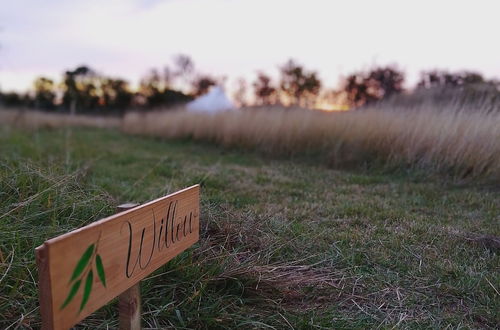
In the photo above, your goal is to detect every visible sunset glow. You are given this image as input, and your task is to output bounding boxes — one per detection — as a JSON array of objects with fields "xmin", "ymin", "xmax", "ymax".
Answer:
[
  {"xmin": 314, "ymin": 102, "xmax": 350, "ymax": 112},
  {"xmin": 1, "ymin": 0, "xmax": 500, "ymax": 98}
]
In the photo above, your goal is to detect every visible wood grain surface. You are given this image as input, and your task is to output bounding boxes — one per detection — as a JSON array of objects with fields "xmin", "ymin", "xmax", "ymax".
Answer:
[{"xmin": 36, "ymin": 185, "xmax": 200, "ymax": 329}]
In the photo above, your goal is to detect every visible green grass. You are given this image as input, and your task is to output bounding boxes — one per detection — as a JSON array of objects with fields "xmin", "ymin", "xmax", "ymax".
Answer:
[{"xmin": 0, "ymin": 126, "xmax": 498, "ymax": 329}]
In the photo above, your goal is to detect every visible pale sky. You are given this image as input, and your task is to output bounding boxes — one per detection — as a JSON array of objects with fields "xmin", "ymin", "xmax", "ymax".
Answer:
[{"xmin": 1, "ymin": 0, "xmax": 500, "ymax": 93}]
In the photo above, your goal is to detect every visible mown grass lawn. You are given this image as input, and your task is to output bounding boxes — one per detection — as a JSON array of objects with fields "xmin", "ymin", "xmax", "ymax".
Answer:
[{"xmin": 0, "ymin": 126, "xmax": 498, "ymax": 329}]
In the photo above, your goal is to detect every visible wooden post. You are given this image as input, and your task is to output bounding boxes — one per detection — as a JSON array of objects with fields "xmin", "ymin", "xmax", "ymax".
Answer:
[{"xmin": 116, "ymin": 203, "xmax": 141, "ymax": 330}]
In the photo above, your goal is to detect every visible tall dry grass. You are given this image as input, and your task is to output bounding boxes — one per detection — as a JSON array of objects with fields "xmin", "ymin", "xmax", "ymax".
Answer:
[
  {"xmin": 0, "ymin": 108, "xmax": 120, "ymax": 129},
  {"xmin": 122, "ymin": 106, "xmax": 500, "ymax": 180},
  {"xmin": 2, "ymin": 104, "xmax": 499, "ymax": 180}
]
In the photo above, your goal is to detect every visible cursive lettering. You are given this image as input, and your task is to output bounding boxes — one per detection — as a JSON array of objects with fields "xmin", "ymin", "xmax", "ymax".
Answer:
[{"xmin": 121, "ymin": 199, "xmax": 197, "ymax": 277}]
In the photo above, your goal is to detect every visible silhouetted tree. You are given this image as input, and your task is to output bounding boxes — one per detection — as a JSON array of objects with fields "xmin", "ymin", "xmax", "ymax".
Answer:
[
  {"xmin": 279, "ymin": 59, "xmax": 321, "ymax": 107},
  {"xmin": 33, "ymin": 77, "xmax": 56, "ymax": 109},
  {"xmin": 253, "ymin": 72, "xmax": 277, "ymax": 105},
  {"xmin": 101, "ymin": 78, "xmax": 133, "ymax": 111},
  {"xmin": 343, "ymin": 66, "xmax": 404, "ymax": 107},
  {"xmin": 0, "ymin": 92, "xmax": 28, "ymax": 107},
  {"xmin": 344, "ymin": 74, "xmax": 375, "ymax": 107},
  {"xmin": 172, "ymin": 54, "xmax": 195, "ymax": 91},
  {"xmin": 60, "ymin": 65, "xmax": 139, "ymax": 113},
  {"xmin": 163, "ymin": 66, "xmax": 174, "ymax": 88},
  {"xmin": 62, "ymin": 65, "xmax": 100, "ymax": 114},
  {"xmin": 191, "ymin": 75, "xmax": 217, "ymax": 96},
  {"xmin": 367, "ymin": 67, "xmax": 404, "ymax": 98},
  {"xmin": 138, "ymin": 68, "xmax": 192, "ymax": 108},
  {"xmin": 418, "ymin": 70, "xmax": 485, "ymax": 88},
  {"xmin": 174, "ymin": 54, "xmax": 194, "ymax": 77},
  {"xmin": 139, "ymin": 69, "xmax": 163, "ymax": 106},
  {"xmin": 232, "ymin": 78, "xmax": 248, "ymax": 107}
]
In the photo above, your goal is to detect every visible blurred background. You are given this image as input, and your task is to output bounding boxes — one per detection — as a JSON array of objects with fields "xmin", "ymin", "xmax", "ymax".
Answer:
[{"xmin": 1, "ymin": 0, "xmax": 500, "ymax": 113}]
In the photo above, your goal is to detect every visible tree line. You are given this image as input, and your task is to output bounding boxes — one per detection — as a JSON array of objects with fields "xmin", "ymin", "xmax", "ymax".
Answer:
[
  {"xmin": 1, "ymin": 55, "xmax": 218, "ymax": 114},
  {"xmin": 1, "ymin": 54, "xmax": 499, "ymax": 113}
]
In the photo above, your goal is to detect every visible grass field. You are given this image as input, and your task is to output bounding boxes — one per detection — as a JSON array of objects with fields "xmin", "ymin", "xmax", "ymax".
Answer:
[
  {"xmin": 0, "ymin": 126, "xmax": 499, "ymax": 329},
  {"xmin": 3, "ymin": 106, "xmax": 499, "ymax": 181}
]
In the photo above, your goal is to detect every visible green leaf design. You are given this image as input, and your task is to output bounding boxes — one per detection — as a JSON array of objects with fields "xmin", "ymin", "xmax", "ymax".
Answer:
[
  {"xmin": 80, "ymin": 270, "xmax": 93, "ymax": 312},
  {"xmin": 70, "ymin": 244, "xmax": 95, "ymax": 282},
  {"xmin": 95, "ymin": 254, "xmax": 106, "ymax": 287},
  {"xmin": 60, "ymin": 279, "xmax": 82, "ymax": 310}
]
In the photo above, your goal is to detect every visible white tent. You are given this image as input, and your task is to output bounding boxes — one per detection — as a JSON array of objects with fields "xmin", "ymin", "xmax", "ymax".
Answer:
[{"xmin": 186, "ymin": 86, "xmax": 235, "ymax": 113}]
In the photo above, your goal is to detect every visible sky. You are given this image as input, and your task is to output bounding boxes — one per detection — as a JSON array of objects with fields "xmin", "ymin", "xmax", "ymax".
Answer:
[{"xmin": 1, "ymin": 0, "xmax": 500, "ymax": 93}]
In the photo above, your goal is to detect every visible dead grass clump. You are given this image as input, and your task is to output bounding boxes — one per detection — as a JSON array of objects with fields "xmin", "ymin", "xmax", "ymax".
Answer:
[
  {"xmin": 212, "ymin": 255, "xmax": 340, "ymax": 308},
  {"xmin": 196, "ymin": 204, "xmax": 340, "ymax": 309},
  {"xmin": 200, "ymin": 205, "xmax": 274, "ymax": 253},
  {"xmin": 466, "ymin": 234, "xmax": 500, "ymax": 253}
]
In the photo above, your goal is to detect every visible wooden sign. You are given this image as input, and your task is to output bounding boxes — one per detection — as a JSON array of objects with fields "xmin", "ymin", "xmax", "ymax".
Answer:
[{"xmin": 36, "ymin": 185, "xmax": 200, "ymax": 330}]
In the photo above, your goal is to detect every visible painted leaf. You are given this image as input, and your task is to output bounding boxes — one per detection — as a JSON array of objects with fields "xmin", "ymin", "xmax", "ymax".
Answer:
[
  {"xmin": 95, "ymin": 254, "xmax": 106, "ymax": 287},
  {"xmin": 79, "ymin": 270, "xmax": 93, "ymax": 312},
  {"xmin": 70, "ymin": 244, "xmax": 95, "ymax": 282},
  {"xmin": 60, "ymin": 279, "xmax": 81, "ymax": 310}
]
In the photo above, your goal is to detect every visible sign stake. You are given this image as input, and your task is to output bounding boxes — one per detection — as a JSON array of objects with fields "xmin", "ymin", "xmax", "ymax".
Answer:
[{"xmin": 118, "ymin": 284, "xmax": 141, "ymax": 330}]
